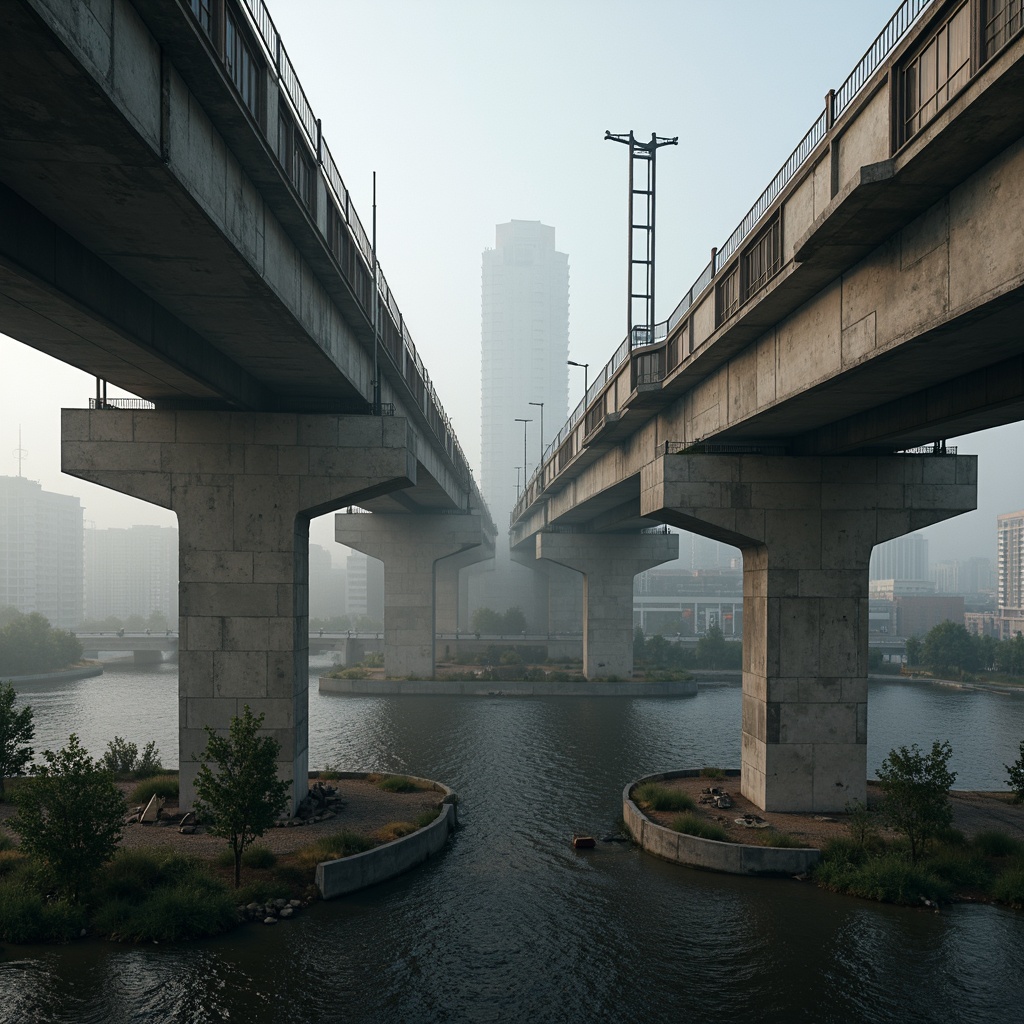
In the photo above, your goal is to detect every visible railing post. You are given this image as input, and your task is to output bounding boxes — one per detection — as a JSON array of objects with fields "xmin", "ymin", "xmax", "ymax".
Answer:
[
  {"xmin": 825, "ymin": 89, "xmax": 836, "ymax": 130},
  {"xmin": 710, "ymin": 246, "xmax": 718, "ymax": 276},
  {"xmin": 316, "ymin": 118, "xmax": 322, "ymax": 163}
]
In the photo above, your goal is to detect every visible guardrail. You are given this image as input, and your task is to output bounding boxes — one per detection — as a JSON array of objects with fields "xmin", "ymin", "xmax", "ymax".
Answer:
[
  {"xmin": 187, "ymin": 0, "xmax": 480, "ymax": 502},
  {"xmin": 514, "ymin": 0, "xmax": 934, "ymax": 527}
]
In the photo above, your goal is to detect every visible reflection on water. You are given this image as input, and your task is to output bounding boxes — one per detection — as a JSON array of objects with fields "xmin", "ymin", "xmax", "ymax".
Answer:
[{"xmin": 2, "ymin": 664, "xmax": 1023, "ymax": 1023}]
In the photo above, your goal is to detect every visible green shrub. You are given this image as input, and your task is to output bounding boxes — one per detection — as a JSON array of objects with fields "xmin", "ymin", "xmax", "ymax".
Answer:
[
  {"xmin": 821, "ymin": 837, "xmax": 867, "ymax": 866},
  {"xmin": 295, "ymin": 829, "xmax": 376, "ymax": 868},
  {"xmin": 973, "ymin": 830, "xmax": 1024, "ymax": 858},
  {"xmin": 100, "ymin": 881, "xmax": 237, "ymax": 943},
  {"xmin": 1006, "ymin": 741, "xmax": 1024, "ymax": 802},
  {"xmin": 634, "ymin": 783, "xmax": 695, "ymax": 813},
  {"xmin": 671, "ymin": 813, "xmax": 729, "ymax": 842},
  {"xmin": 236, "ymin": 879, "xmax": 293, "ymax": 905},
  {"xmin": 241, "ymin": 844, "xmax": 277, "ymax": 869},
  {"xmin": 375, "ymin": 775, "xmax": 418, "ymax": 793},
  {"xmin": 0, "ymin": 849, "xmax": 27, "ymax": 877},
  {"xmin": 992, "ymin": 864, "xmax": 1024, "ymax": 908},
  {"xmin": 414, "ymin": 808, "xmax": 440, "ymax": 829},
  {"xmin": 128, "ymin": 774, "xmax": 179, "ymax": 805},
  {"xmin": 925, "ymin": 848, "xmax": 992, "ymax": 888},
  {"xmin": 100, "ymin": 738, "xmax": 163, "ymax": 779},
  {"xmin": 845, "ymin": 799, "xmax": 880, "ymax": 850},
  {"xmin": 815, "ymin": 851, "xmax": 950, "ymax": 905},
  {"xmin": 0, "ymin": 876, "xmax": 86, "ymax": 944},
  {"xmin": 699, "ymin": 767, "xmax": 725, "ymax": 780},
  {"xmin": 0, "ymin": 831, "xmax": 14, "ymax": 852}
]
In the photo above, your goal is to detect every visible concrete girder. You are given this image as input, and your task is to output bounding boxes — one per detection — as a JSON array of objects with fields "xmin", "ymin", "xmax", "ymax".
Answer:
[
  {"xmin": 641, "ymin": 452, "xmax": 978, "ymax": 812},
  {"xmin": 335, "ymin": 513, "xmax": 487, "ymax": 678},
  {"xmin": 61, "ymin": 409, "xmax": 416, "ymax": 812},
  {"xmin": 536, "ymin": 532, "xmax": 679, "ymax": 680}
]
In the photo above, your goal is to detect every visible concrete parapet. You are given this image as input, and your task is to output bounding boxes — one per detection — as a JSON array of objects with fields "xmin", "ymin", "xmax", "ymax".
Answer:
[
  {"xmin": 336, "ymin": 512, "xmax": 486, "ymax": 678},
  {"xmin": 319, "ymin": 676, "xmax": 697, "ymax": 697},
  {"xmin": 642, "ymin": 452, "xmax": 977, "ymax": 812},
  {"xmin": 315, "ymin": 774, "xmax": 457, "ymax": 899},
  {"xmin": 536, "ymin": 531, "xmax": 678, "ymax": 679},
  {"xmin": 61, "ymin": 409, "xmax": 416, "ymax": 811},
  {"xmin": 623, "ymin": 769, "xmax": 821, "ymax": 876}
]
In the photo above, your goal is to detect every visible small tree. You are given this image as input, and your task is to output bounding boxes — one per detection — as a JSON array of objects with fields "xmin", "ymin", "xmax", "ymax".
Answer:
[
  {"xmin": 0, "ymin": 681, "xmax": 34, "ymax": 800},
  {"xmin": 193, "ymin": 706, "xmax": 291, "ymax": 888},
  {"xmin": 878, "ymin": 740, "xmax": 957, "ymax": 863},
  {"xmin": 1006, "ymin": 740, "xmax": 1024, "ymax": 803},
  {"xmin": 10, "ymin": 734, "xmax": 124, "ymax": 901}
]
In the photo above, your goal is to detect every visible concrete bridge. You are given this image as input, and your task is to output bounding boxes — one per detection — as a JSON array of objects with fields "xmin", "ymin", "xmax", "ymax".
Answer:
[
  {"xmin": 511, "ymin": 0, "xmax": 1024, "ymax": 811},
  {"xmin": 0, "ymin": 0, "xmax": 494, "ymax": 807}
]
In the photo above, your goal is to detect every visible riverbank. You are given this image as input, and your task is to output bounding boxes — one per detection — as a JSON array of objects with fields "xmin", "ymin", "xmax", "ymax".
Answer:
[
  {"xmin": 320, "ymin": 676, "xmax": 697, "ymax": 696},
  {"xmin": 4, "ymin": 662, "xmax": 103, "ymax": 684}
]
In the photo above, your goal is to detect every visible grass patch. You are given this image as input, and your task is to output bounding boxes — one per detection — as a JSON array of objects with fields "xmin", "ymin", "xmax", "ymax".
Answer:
[
  {"xmin": 814, "ymin": 850, "xmax": 950, "ymax": 905},
  {"xmin": 925, "ymin": 848, "xmax": 992, "ymax": 888},
  {"xmin": 764, "ymin": 830, "xmax": 804, "ymax": 849},
  {"xmin": 991, "ymin": 863, "xmax": 1024, "ymax": 908},
  {"xmin": 699, "ymin": 767, "xmax": 725, "ymax": 780},
  {"xmin": 241, "ymin": 844, "xmax": 277, "ymax": 870},
  {"xmin": 373, "ymin": 774, "xmax": 419, "ymax": 793},
  {"xmin": 293, "ymin": 829, "xmax": 377, "ymax": 870},
  {"xmin": 633, "ymin": 783, "xmax": 695, "ymax": 813},
  {"xmin": 0, "ymin": 876, "xmax": 86, "ymax": 944},
  {"xmin": 414, "ymin": 808, "xmax": 440, "ymax": 828},
  {"xmin": 372, "ymin": 821, "xmax": 419, "ymax": 843},
  {"xmin": 973, "ymin": 830, "xmax": 1024, "ymax": 858},
  {"xmin": 128, "ymin": 774, "xmax": 179, "ymax": 805},
  {"xmin": 671, "ymin": 813, "xmax": 730, "ymax": 842}
]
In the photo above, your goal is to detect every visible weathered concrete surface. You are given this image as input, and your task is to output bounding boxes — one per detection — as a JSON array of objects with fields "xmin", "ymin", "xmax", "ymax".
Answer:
[
  {"xmin": 642, "ymin": 452, "xmax": 977, "ymax": 812},
  {"xmin": 61, "ymin": 409, "xmax": 415, "ymax": 811},
  {"xmin": 435, "ymin": 544, "xmax": 494, "ymax": 634},
  {"xmin": 316, "ymin": 776, "xmax": 457, "ymax": 900},
  {"xmin": 623, "ymin": 770, "xmax": 820, "ymax": 876},
  {"xmin": 536, "ymin": 532, "xmax": 679, "ymax": 679},
  {"xmin": 336, "ymin": 513, "xmax": 487, "ymax": 678}
]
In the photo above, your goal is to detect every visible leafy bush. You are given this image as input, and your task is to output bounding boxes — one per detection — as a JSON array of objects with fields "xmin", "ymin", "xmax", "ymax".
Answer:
[
  {"xmin": 129, "ymin": 774, "xmax": 179, "ymax": 804},
  {"xmin": 375, "ymin": 774, "xmax": 418, "ymax": 793},
  {"xmin": 878, "ymin": 740, "xmax": 957, "ymax": 863},
  {"xmin": 11, "ymin": 734, "xmax": 125, "ymax": 902},
  {"xmin": 671, "ymin": 814, "xmax": 729, "ymax": 842},
  {"xmin": 634, "ymin": 782, "xmax": 695, "ymax": 813},
  {"xmin": 0, "ymin": 849, "xmax": 27, "ymax": 877},
  {"xmin": 815, "ymin": 851, "xmax": 950, "ymax": 905},
  {"xmin": 373, "ymin": 821, "xmax": 417, "ymax": 843},
  {"xmin": 294, "ymin": 830, "xmax": 376, "ymax": 869},
  {"xmin": 973, "ymin": 830, "xmax": 1024, "ymax": 858},
  {"xmin": 0, "ymin": 612, "xmax": 82, "ymax": 676},
  {"xmin": 0, "ymin": 682, "xmax": 34, "ymax": 800},
  {"xmin": 1006, "ymin": 741, "xmax": 1024, "ymax": 802},
  {"xmin": 926, "ymin": 849, "xmax": 991, "ymax": 888},
  {"xmin": 765, "ymin": 830, "xmax": 803, "ymax": 849},
  {"xmin": 845, "ymin": 799, "xmax": 880, "ymax": 850},
  {"xmin": 414, "ymin": 808, "xmax": 440, "ymax": 828},
  {"xmin": 699, "ymin": 767, "xmax": 725, "ymax": 780},
  {"xmin": 100, "ymin": 738, "xmax": 163, "ymax": 778}
]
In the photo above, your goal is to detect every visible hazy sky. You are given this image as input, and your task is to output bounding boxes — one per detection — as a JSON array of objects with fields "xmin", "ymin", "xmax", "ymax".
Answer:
[{"xmin": 1, "ymin": 0, "xmax": 1020, "ymax": 562}]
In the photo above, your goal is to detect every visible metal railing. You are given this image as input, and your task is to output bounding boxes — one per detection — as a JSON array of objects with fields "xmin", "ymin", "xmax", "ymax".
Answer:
[
  {"xmin": 89, "ymin": 397, "xmax": 156, "ymax": 410},
  {"xmin": 187, "ymin": 0, "xmax": 478, "ymax": 498},
  {"xmin": 514, "ymin": 0, "xmax": 935, "ymax": 525}
]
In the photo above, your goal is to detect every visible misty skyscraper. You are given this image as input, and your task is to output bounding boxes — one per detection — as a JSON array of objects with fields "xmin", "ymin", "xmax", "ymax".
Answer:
[{"xmin": 476, "ymin": 221, "xmax": 569, "ymax": 619}]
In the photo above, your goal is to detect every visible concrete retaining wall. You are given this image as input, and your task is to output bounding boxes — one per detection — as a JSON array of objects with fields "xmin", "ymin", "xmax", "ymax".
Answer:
[
  {"xmin": 7, "ymin": 663, "xmax": 104, "ymax": 684},
  {"xmin": 315, "ymin": 774, "xmax": 458, "ymax": 899},
  {"xmin": 623, "ymin": 769, "xmax": 821, "ymax": 876},
  {"xmin": 320, "ymin": 677, "xmax": 697, "ymax": 697}
]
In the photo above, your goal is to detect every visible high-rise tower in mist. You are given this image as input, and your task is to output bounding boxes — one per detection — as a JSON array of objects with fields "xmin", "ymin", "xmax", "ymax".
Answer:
[{"xmin": 475, "ymin": 221, "xmax": 570, "ymax": 620}]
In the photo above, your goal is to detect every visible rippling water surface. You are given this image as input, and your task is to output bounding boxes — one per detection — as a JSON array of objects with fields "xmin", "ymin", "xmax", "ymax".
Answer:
[{"xmin": 2, "ymin": 662, "xmax": 1023, "ymax": 1023}]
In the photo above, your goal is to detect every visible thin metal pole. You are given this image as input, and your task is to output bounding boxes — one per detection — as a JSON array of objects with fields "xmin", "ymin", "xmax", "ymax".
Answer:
[
  {"xmin": 529, "ymin": 401, "xmax": 544, "ymax": 465},
  {"xmin": 371, "ymin": 172, "xmax": 380, "ymax": 415},
  {"xmin": 515, "ymin": 417, "xmax": 532, "ymax": 488}
]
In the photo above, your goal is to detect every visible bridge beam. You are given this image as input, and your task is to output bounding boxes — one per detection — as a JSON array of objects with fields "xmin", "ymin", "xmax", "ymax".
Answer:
[
  {"xmin": 61, "ymin": 409, "xmax": 416, "ymax": 812},
  {"xmin": 436, "ymin": 544, "xmax": 494, "ymax": 634},
  {"xmin": 335, "ymin": 513, "xmax": 486, "ymax": 678},
  {"xmin": 536, "ymin": 532, "xmax": 679, "ymax": 679},
  {"xmin": 641, "ymin": 452, "xmax": 977, "ymax": 812}
]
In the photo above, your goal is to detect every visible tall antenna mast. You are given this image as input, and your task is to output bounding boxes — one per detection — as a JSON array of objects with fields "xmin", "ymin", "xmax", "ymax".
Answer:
[
  {"xmin": 605, "ymin": 131, "xmax": 677, "ymax": 344},
  {"xmin": 13, "ymin": 425, "xmax": 27, "ymax": 477}
]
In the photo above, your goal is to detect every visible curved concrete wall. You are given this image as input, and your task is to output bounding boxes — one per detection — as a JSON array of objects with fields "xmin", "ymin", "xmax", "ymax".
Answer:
[
  {"xmin": 315, "ymin": 774, "xmax": 458, "ymax": 899},
  {"xmin": 623, "ymin": 769, "xmax": 821, "ymax": 877}
]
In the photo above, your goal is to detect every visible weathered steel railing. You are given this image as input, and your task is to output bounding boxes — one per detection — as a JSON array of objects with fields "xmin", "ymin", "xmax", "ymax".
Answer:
[{"xmin": 515, "ymin": 0, "xmax": 936, "ymax": 527}]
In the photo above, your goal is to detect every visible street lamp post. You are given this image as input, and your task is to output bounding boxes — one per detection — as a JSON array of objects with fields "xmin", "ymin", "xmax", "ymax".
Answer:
[
  {"xmin": 528, "ymin": 401, "xmax": 544, "ymax": 465},
  {"xmin": 515, "ymin": 417, "xmax": 532, "ymax": 495},
  {"xmin": 567, "ymin": 360, "xmax": 589, "ymax": 402}
]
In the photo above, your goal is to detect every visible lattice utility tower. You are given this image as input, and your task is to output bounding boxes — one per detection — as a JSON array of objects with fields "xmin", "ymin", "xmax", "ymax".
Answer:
[{"xmin": 605, "ymin": 131, "xmax": 677, "ymax": 343}]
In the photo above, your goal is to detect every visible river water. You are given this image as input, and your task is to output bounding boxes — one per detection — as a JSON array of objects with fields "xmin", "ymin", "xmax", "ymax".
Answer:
[{"xmin": 2, "ymin": 660, "xmax": 1023, "ymax": 1023}]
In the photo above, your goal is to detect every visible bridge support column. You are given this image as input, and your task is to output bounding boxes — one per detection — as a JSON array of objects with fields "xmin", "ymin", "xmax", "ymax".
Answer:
[
  {"xmin": 536, "ymin": 531, "xmax": 678, "ymax": 679},
  {"xmin": 436, "ymin": 544, "xmax": 494, "ymax": 634},
  {"xmin": 335, "ymin": 513, "xmax": 485, "ymax": 678},
  {"xmin": 642, "ymin": 452, "xmax": 977, "ymax": 812},
  {"xmin": 62, "ymin": 409, "xmax": 415, "ymax": 811}
]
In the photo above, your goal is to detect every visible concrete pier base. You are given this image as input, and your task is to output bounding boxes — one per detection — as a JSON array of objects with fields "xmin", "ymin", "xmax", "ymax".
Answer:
[
  {"xmin": 62, "ymin": 409, "xmax": 415, "ymax": 811},
  {"xmin": 642, "ymin": 452, "xmax": 977, "ymax": 812},
  {"xmin": 536, "ymin": 531, "xmax": 679, "ymax": 679},
  {"xmin": 335, "ymin": 512, "xmax": 486, "ymax": 678}
]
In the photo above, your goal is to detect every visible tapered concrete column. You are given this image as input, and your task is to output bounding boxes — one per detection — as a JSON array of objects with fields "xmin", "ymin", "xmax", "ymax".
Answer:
[
  {"xmin": 536, "ymin": 531, "xmax": 678, "ymax": 679},
  {"xmin": 436, "ymin": 544, "xmax": 494, "ymax": 633},
  {"xmin": 335, "ymin": 513, "xmax": 485, "ymax": 678},
  {"xmin": 62, "ymin": 409, "xmax": 415, "ymax": 811},
  {"xmin": 642, "ymin": 452, "xmax": 977, "ymax": 812}
]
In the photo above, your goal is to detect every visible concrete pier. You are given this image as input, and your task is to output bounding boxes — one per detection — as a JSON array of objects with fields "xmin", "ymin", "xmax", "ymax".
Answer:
[
  {"xmin": 336, "ymin": 512, "xmax": 487, "ymax": 678},
  {"xmin": 642, "ymin": 452, "xmax": 977, "ymax": 812},
  {"xmin": 535, "ymin": 531, "xmax": 679, "ymax": 679},
  {"xmin": 62, "ymin": 409, "xmax": 415, "ymax": 811}
]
